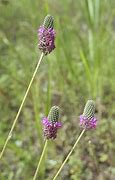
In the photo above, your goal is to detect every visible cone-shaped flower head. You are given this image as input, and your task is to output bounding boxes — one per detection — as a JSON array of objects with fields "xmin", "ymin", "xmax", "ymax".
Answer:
[
  {"xmin": 42, "ymin": 106, "xmax": 62, "ymax": 139},
  {"xmin": 43, "ymin": 15, "xmax": 54, "ymax": 29},
  {"xmin": 38, "ymin": 14, "xmax": 55, "ymax": 55},
  {"xmin": 80, "ymin": 100, "xmax": 97, "ymax": 129}
]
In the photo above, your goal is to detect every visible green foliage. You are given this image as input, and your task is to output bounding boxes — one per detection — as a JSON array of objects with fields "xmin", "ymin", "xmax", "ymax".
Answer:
[{"xmin": 0, "ymin": 0, "xmax": 115, "ymax": 179}]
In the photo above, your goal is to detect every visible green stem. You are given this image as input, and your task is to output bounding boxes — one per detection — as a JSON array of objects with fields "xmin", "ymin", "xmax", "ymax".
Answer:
[
  {"xmin": 33, "ymin": 140, "xmax": 48, "ymax": 180},
  {"xmin": 52, "ymin": 129, "xmax": 85, "ymax": 180},
  {"xmin": 0, "ymin": 53, "xmax": 44, "ymax": 160}
]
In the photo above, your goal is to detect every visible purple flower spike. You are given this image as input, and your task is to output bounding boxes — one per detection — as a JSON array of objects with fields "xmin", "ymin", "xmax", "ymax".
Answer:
[
  {"xmin": 80, "ymin": 115, "xmax": 97, "ymax": 129},
  {"xmin": 42, "ymin": 106, "xmax": 62, "ymax": 140},
  {"xmin": 42, "ymin": 117, "xmax": 62, "ymax": 140},
  {"xmin": 38, "ymin": 15, "xmax": 55, "ymax": 55},
  {"xmin": 79, "ymin": 100, "xmax": 97, "ymax": 130}
]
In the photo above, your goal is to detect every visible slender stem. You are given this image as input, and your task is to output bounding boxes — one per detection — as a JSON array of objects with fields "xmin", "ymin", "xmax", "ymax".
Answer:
[
  {"xmin": 52, "ymin": 129, "xmax": 85, "ymax": 180},
  {"xmin": 33, "ymin": 140, "xmax": 48, "ymax": 180},
  {"xmin": 0, "ymin": 53, "xmax": 44, "ymax": 160}
]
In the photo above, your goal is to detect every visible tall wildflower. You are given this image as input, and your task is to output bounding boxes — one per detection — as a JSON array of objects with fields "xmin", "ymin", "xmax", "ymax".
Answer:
[
  {"xmin": 33, "ymin": 106, "xmax": 62, "ymax": 180},
  {"xmin": 0, "ymin": 15, "xmax": 56, "ymax": 160},
  {"xmin": 52, "ymin": 100, "xmax": 97, "ymax": 180}
]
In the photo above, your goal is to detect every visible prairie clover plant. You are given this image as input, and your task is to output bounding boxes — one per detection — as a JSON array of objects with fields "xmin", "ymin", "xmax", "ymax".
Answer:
[
  {"xmin": 42, "ymin": 106, "xmax": 62, "ymax": 139},
  {"xmin": 0, "ymin": 15, "xmax": 56, "ymax": 160},
  {"xmin": 38, "ymin": 15, "xmax": 55, "ymax": 55},
  {"xmin": 80, "ymin": 100, "xmax": 97, "ymax": 129},
  {"xmin": 33, "ymin": 106, "xmax": 62, "ymax": 180},
  {"xmin": 52, "ymin": 100, "xmax": 97, "ymax": 180}
]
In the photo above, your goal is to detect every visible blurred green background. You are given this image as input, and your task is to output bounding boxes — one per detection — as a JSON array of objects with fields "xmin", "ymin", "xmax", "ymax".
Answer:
[{"xmin": 0, "ymin": 0, "xmax": 115, "ymax": 179}]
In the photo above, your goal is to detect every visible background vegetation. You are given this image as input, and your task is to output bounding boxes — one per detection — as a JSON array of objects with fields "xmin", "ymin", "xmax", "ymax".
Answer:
[{"xmin": 0, "ymin": 0, "xmax": 115, "ymax": 179}]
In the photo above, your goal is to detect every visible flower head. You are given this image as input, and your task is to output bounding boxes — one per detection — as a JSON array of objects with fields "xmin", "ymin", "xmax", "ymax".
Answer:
[
  {"xmin": 80, "ymin": 100, "xmax": 97, "ymax": 129},
  {"xmin": 38, "ymin": 15, "xmax": 55, "ymax": 55},
  {"xmin": 42, "ymin": 106, "xmax": 62, "ymax": 139}
]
